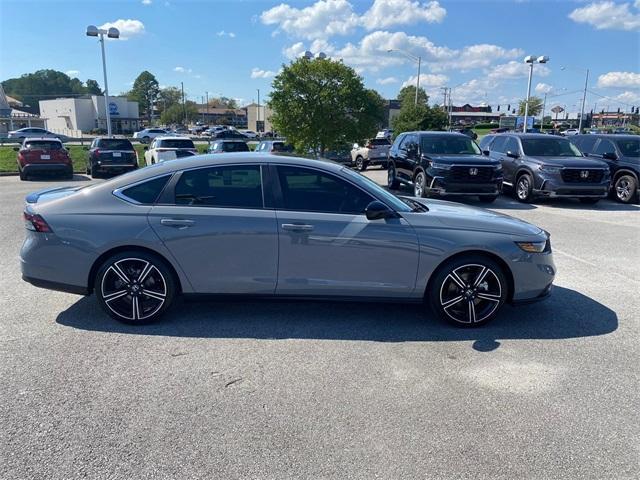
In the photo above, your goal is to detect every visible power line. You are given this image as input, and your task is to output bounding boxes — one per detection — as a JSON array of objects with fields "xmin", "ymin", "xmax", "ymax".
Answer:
[{"xmin": 587, "ymin": 89, "xmax": 637, "ymax": 108}]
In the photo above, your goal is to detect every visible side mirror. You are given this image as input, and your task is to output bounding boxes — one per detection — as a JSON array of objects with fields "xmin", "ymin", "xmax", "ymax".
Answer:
[
  {"xmin": 365, "ymin": 200, "xmax": 396, "ymax": 221},
  {"xmin": 506, "ymin": 151, "xmax": 519, "ymax": 159},
  {"xmin": 482, "ymin": 149, "xmax": 490, "ymax": 156},
  {"xmin": 602, "ymin": 152, "xmax": 617, "ymax": 160}
]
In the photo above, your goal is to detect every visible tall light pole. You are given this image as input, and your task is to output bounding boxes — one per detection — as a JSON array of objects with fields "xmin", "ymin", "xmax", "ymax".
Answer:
[
  {"xmin": 561, "ymin": 65, "xmax": 589, "ymax": 133},
  {"xmin": 387, "ymin": 49, "xmax": 422, "ymax": 106},
  {"xmin": 522, "ymin": 55, "xmax": 549, "ymax": 133},
  {"xmin": 256, "ymin": 88, "xmax": 260, "ymax": 133},
  {"xmin": 86, "ymin": 25, "xmax": 119, "ymax": 137}
]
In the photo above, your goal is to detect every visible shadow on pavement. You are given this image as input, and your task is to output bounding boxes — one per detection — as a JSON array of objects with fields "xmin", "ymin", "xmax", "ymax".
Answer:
[
  {"xmin": 57, "ymin": 286, "xmax": 617, "ymax": 350},
  {"xmin": 25, "ymin": 174, "xmax": 92, "ymax": 182}
]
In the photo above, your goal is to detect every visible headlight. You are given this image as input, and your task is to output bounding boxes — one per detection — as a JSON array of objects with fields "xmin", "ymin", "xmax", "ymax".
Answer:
[
  {"xmin": 494, "ymin": 163, "xmax": 503, "ymax": 171},
  {"xmin": 540, "ymin": 165, "xmax": 561, "ymax": 174},
  {"xmin": 430, "ymin": 162, "xmax": 452, "ymax": 170},
  {"xmin": 516, "ymin": 240, "xmax": 548, "ymax": 253}
]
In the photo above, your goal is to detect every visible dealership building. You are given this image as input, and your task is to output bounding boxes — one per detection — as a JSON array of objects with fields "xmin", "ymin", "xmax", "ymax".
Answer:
[{"xmin": 39, "ymin": 95, "xmax": 140, "ymax": 134}]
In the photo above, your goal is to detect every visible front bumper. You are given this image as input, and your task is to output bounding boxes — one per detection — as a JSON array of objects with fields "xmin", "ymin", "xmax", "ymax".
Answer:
[
  {"xmin": 427, "ymin": 176, "xmax": 503, "ymax": 196},
  {"xmin": 534, "ymin": 171, "xmax": 610, "ymax": 198}
]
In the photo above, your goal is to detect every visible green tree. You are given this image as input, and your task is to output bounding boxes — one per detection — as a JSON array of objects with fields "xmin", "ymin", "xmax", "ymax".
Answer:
[
  {"xmin": 157, "ymin": 86, "xmax": 183, "ymax": 115},
  {"xmin": 397, "ymin": 85, "xmax": 429, "ymax": 108},
  {"xmin": 518, "ymin": 96, "xmax": 543, "ymax": 116},
  {"xmin": 85, "ymin": 79, "xmax": 102, "ymax": 95},
  {"xmin": 208, "ymin": 96, "xmax": 238, "ymax": 109},
  {"xmin": 127, "ymin": 71, "xmax": 160, "ymax": 123},
  {"xmin": 160, "ymin": 100, "xmax": 198, "ymax": 125},
  {"xmin": 269, "ymin": 57, "xmax": 384, "ymax": 154}
]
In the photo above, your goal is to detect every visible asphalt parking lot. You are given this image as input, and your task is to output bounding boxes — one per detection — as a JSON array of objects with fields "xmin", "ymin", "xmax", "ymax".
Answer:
[{"xmin": 1, "ymin": 173, "xmax": 639, "ymax": 479}]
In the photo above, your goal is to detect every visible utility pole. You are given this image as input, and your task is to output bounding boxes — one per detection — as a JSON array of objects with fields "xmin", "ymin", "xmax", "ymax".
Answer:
[
  {"xmin": 181, "ymin": 82, "xmax": 186, "ymax": 125},
  {"xmin": 201, "ymin": 96, "xmax": 205, "ymax": 123},
  {"xmin": 414, "ymin": 56, "xmax": 421, "ymax": 106},
  {"xmin": 205, "ymin": 91, "xmax": 209, "ymax": 125},
  {"xmin": 540, "ymin": 92, "xmax": 547, "ymax": 131},
  {"xmin": 578, "ymin": 68, "xmax": 589, "ymax": 133},
  {"xmin": 257, "ymin": 88, "xmax": 260, "ymax": 133}
]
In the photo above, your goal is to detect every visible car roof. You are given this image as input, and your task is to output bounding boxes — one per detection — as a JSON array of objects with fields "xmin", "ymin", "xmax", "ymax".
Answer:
[
  {"xmin": 403, "ymin": 131, "xmax": 470, "ymax": 137},
  {"xmin": 216, "ymin": 139, "xmax": 247, "ymax": 143},
  {"xmin": 155, "ymin": 136, "xmax": 193, "ymax": 141},
  {"xmin": 575, "ymin": 134, "xmax": 638, "ymax": 140},
  {"xmin": 497, "ymin": 133, "xmax": 564, "ymax": 140}
]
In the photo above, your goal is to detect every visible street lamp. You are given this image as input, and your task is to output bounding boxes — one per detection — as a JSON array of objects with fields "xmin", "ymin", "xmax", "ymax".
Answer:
[
  {"xmin": 387, "ymin": 49, "xmax": 422, "ymax": 106},
  {"xmin": 86, "ymin": 25, "xmax": 119, "ymax": 137},
  {"xmin": 523, "ymin": 55, "xmax": 549, "ymax": 133},
  {"xmin": 561, "ymin": 65, "xmax": 590, "ymax": 133}
]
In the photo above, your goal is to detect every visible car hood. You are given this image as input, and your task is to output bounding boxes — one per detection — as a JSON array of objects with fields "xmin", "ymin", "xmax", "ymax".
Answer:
[
  {"xmin": 426, "ymin": 154, "xmax": 499, "ymax": 165},
  {"xmin": 529, "ymin": 156, "xmax": 609, "ymax": 168},
  {"xmin": 400, "ymin": 197, "xmax": 543, "ymax": 237}
]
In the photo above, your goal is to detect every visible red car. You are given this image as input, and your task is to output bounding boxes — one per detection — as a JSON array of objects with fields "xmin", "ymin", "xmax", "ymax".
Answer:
[{"xmin": 15, "ymin": 138, "xmax": 73, "ymax": 181}]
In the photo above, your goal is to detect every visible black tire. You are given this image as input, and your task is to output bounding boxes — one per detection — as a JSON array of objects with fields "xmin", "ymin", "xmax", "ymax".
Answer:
[
  {"xmin": 19, "ymin": 169, "xmax": 27, "ymax": 181},
  {"xmin": 95, "ymin": 251, "xmax": 177, "ymax": 324},
  {"xmin": 579, "ymin": 197, "xmax": 600, "ymax": 205},
  {"xmin": 478, "ymin": 195, "xmax": 498, "ymax": 203},
  {"xmin": 413, "ymin": 171, "xmax": 428, "ymax": 198},
  {"xmin": 515, "ymin": 173, "xmax": 534, "ymax": 203},
  {"xmin": 86, "ymin": 165, "xmax": 91, "ymax": 176},
  {"xmin": 387, "ymin": 163, "xmax": 400, "ymax": 189},
  {"xmin": 428, "ymin": 254, "xmax": 508, "ymax": 327},
  {"xmin": 613, "ymin": 174, "xmax": 638, "ymax": 204},
  {"xmin": 355, "ymin": 156, "xmax": 367, "ymax": 171}
]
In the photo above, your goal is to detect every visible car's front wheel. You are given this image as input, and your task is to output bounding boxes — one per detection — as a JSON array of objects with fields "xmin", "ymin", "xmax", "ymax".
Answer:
[
  {"xmin": 95, "ymin": 252, "xmax": 176, "ymax": 324},
  {"xmin": 355, "ymin": 156, "xmax": 367, "ymax": 171},
  {"xmin": 515, "ymin": 173, "xmax": 534, "ymax": 202},
  {"xmin": 414, "ymin": 171, "xmax": 427, "ymax": 198},
  {"xmin": 429, "ymin": 255, "xmax": 507, "ymax": 327},
  {"xmin": 387, "ymin": 163, "xmax": 400, "ymax": 189},
  {"xmin": 613, "ymin": 174, "xmax": 638, "ymax": 204}
]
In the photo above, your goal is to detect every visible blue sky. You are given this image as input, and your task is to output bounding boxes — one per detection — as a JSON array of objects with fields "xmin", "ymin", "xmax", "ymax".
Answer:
[{"xmin": 1, "ymin": 0, "xmax": 638, "ymax": 113}]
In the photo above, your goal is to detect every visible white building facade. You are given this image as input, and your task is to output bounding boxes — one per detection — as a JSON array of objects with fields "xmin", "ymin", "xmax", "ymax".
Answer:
[{"xmin": 39, "ymin": 96, "xmax": 140, "ymax": 134}]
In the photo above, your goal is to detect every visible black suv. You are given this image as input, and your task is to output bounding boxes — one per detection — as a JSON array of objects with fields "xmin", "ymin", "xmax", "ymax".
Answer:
[
  {"xmin": 485, "ymin": 133, "xmax": 610, "ymax": 204},
  {"xmin": 570, "ymin": 134, "xmax": 639, "ymax": 204},
  {"xmin": 85, "ymin": 137, "xmax": 138, "ymax": 178},
  {"xmin": 387, "ymin": 131, "xmax": 503, "ymax": 202}
]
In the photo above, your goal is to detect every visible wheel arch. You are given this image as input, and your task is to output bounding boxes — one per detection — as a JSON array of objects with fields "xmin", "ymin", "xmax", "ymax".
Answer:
[
  {"xmin": 87, "ymin": 245, "xmax": 183, "ymax": 295},
  {"xmin": 425, "ymin": 250, "xmax": 515, "ymax": 303},
  {"xmin": 412, "ymin": 166, "xmax": 426, "ymax": 182},
  {"xmin": 613, "ymin": 168, "xmax": 638, "ymax": 182}
]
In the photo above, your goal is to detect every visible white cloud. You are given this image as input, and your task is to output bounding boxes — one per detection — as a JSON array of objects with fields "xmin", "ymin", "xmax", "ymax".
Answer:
[
  {"xmin": 142, "ymin": 0, "xmax": 152, "ymax": 5},
  {"xmin": 535, "ymin": 82, "xmax": 554, "ymax": 94},
  {"xmin": 99, "ymin": 19, "xmax": 145, "ymax": 40},
  {"xmin": 597, "ymin": 71, "xmax": 640, "ymax": 88},
  {"xmin": 613, "ymin": 91, "xmax": 640, "ymax": 104},
  {"xmin": 430, "ymin": 44, "xmax": 523, "ymax": 72},
  {"xmin": 260, "ymin": 0, "xmax": 446, "ymax": 40},
  {"xmin": 65, "ymin": 70, "xmax": 80, "ymax": 78},
  {"xmin": 487, "ymin": 60, "xmax": 550, "ymax": 80},
  {"xmin": 362, "ymin": 0, "xmax": 446, "ymax": 30},
  {"xmin": 216, "ymin": 30, "xmax": 236, "ymax": 38},
  {"xmin": 402, "ymin": 73, "xmax": 448, "ymax": 88},
  {"xmin": 376, "ymin": 76, "xmax": 399, "ymax": 85},
  {"xmin": 251, "ymin": 68, "xmax": 276, "ymax": 79},
  {"xmin": 173, "ymin": 66, "xmax": 192, "ymax": 73},
  {"xmin": 569, "ymin": 1, "xmax": 640, "ymax": 31}
]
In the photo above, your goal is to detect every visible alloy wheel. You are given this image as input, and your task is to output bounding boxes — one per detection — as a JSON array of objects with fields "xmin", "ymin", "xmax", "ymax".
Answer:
[
  {"xmin": 517, "ymin": 176, "xmax": 530, "ymax": 200},
  {"xmin": 100, "ymin": 257, "xmax": 167, "ymax": 321},
  {"xmin": 388, "ymin": 166, "xmax": 395, "ymax": 186},
  {"xmin": 615, "ymin": 176, "xmax": 633, "ymax": 202},
  {"xmin": 439, "ymin": 264, "xmax": 502, "ymax": 324},
  {"xmin": 414, "ymin": 173, "xmax": 425, "ymax": 197}
]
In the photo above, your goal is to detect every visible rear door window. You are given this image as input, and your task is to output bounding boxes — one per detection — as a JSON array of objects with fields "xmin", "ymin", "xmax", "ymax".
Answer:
[
  {"xmin": 120, "ymin": 175, "xmax": 171, "ymax": 204},
  {"xmin": 593, "ymin": 139, "xmax": 616, "ymax": 156},
  {"xmin": 174, "ymin": 165, "xmax": 263, "ymax": 208},
  {"xmin": 504, "ymin": 137, "xmax": 520, "ymax": 155}
]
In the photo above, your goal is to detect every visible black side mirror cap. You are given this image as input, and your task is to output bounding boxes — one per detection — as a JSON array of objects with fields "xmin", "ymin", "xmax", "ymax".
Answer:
[
  {"xmin": 365, "ymin": 200, "xmax": 397, "ymax": 221},
  {"xmin": 506, "ymin": 151, "xmax": 519, "ymax": 159},
  {"xmin": 602, "ymin": 152, "xmax": 617, "ymax": 160},
  {"xmin": 482, "ymin": 149, "xmax": 490, "ymax": 156}
]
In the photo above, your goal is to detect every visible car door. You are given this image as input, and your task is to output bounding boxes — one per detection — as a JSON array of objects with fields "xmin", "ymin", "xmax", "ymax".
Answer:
[
  {"xmin": 148, "ymin": 164, "xmax": 278, "ymax": 294},
  {"xmin": 502, "ymin": 137, "xmax": 522, "ymax": 183},
  {"xmin": 273, "ymin": 164, "xmax": 420, "ymax": 297},
  {"xmin": 395, "ymin": 135, "xmax": 415, "ymax": 181},
  {"xmin": 488, "ymin": 136, "xmax": 511, "ymax": 183}
]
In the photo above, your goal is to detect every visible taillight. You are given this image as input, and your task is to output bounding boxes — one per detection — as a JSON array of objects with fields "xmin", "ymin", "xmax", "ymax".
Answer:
[
  {"xmin": 95, "ymin": 149, "xmax": 100, "ymax": 156},
  {"xmin": 23, "ymin": 211, "xmax": 53, "ymax": 233},
  {"xmin": 366, "ymin": 143, "xmax": 374, "ymax": 149}
]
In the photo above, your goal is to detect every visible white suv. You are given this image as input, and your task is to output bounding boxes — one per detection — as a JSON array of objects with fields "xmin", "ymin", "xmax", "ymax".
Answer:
[
  {"xmin": 144, "ymin": 137, "xmax": 197, "ymax": 165},
  {"xmin": 350, "ymin": 138, "xmax": 392, "ymax": 171}
]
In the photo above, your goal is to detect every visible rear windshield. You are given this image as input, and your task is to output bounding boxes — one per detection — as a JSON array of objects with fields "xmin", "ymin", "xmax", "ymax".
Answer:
[
  {"xmin": 521, "ymin": 138, "xmax": 582, "ymax": 157},
  {"xmin": 24, "ymin": 141, "xmax": 62, "ymax": 150},
  {"xmin": 420, "ymin": 135, "xmax": 481, "ymax": 155},
  {"xmin": 616, "ymin": 139, "xmax": 640, "ymax": 157},
  {"xmin": 370, "ymin": 138, "xmax": 391, "ymax": 146},
  {"xmin": 97, "ymin": 139, "xmax": 134, "ymax": 150},
  {"xmin": 158, "ymin": 139, "xmax": 195, "ymax": 149},
  {"xmin": 223, "ymin": 142, "xmax": 250, "ymax": 152},
  {"xmin": 272, "ymin": 142, "xmax": 294, "ymax": 152}
]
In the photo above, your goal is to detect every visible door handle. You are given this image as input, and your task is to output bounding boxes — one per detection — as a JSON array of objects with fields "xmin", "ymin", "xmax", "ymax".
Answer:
[
  {"xmin": 281, "ymin": 223, "xmax": 314, "ymax": 232},
  {"xmin": 160, "ymin": 218, "xmax": 195, "ymax": 228}
]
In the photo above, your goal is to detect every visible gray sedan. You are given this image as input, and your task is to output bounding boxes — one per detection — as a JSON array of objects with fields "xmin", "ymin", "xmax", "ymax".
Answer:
[{"xmin": 20, "ymin": 154, "xmax": 555, "ymax": 326}]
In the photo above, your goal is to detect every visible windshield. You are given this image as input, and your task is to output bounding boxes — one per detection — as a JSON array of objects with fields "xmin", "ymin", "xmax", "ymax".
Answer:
[
  {"xmin": 223, "ymin": 142, "xmax": 249, "ymax": 152},
  {"xmin": 341, "ymin": 167, "xmax": 412, "ymax": 212},
  {"xmin": 24, "ymin": 141, "xmax": 62, "ymax": 150},
  {"xmin": 98, "ymin": 139, "xmax": 134, "ymax": 150},
  {"xmin": 521, "ymin": 138, "xmax": 583, "ymax": 157},
  {"xmin": 159, "ymin": 139, "xmax": 195, "ymax": 149},
  {"xmin": 420, "ymin": 135, "xmax": 481, "ymax": 155},
  {"xmin": 616, "ymin": 139, "xmax": 640, "ymax": 157}
]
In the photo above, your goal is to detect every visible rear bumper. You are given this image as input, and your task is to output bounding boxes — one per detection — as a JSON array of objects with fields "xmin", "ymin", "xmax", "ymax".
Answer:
[
  {"xmin": 22, "ymin": 274, "xmax": 88, "ymax": 295},
  {"xmin": 21, "ymin": 163, "xmax": 72, "ymax": 175},
  {"xmin": 92, "ymin": 162, "xmax": 137, "ymax": 173}
]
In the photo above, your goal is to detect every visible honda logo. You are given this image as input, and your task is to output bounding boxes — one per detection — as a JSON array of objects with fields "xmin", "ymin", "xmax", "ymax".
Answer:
[
  {"xmin": 469, "ymin": 168, "xmax": 478, "ymax": 176},
  {"xmin": 580, "ymin": 170, "xmax": 589, "ymax": 179}
]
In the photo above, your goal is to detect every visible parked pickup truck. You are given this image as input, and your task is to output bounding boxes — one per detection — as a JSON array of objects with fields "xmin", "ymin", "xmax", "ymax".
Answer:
[{"xmin": 350, "ymin": 138, "xmax": 391, "ymax": 171}]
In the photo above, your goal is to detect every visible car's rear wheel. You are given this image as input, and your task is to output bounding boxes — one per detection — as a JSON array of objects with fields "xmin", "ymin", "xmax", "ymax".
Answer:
[
  {"xmin": 95, "ymin": 252, "xmax": 176, "ymax": 324},
  {"xmin": 387, "ymin": 163, "xmax": 400, "ymax": 189},
  {"xmin": 414, "ymin": 171, "xmax": 427, "ymax": 198},
  {"xmin": 355, "ymin": 156, "xmax": 367, "ymax": 171},
  {"xmin": 19, "ymin": 169, "xmax": 27, "ymax": 181},
  {"xmin": 515, "ymin": 173, "xmax": 534, "ymax": 202},
  {"xmin": 429, "ymin": 255, "xmax": 508, "ymax": 327},
  {"xmin": 613, "ymin": 174, "xmax": 637, "ymax": 204}
]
